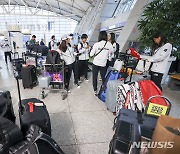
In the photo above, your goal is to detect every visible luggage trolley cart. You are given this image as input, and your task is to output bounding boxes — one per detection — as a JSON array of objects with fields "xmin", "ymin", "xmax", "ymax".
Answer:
[{"xmin": 38, "ymin": 61, "xmax": 67, "ymax": 100}]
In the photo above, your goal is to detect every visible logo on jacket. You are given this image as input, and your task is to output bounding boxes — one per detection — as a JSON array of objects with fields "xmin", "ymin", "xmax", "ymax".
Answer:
[{"xmin": 164, "ymin": 49, "xmax": 167, "ymax": 52}]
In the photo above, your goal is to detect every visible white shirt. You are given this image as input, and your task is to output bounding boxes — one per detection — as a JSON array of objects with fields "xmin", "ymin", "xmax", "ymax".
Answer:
[
  {"xmin": 59, "ymin": 46, "xmax": 75, "ymax": 65},
  {"xmin": 77, "ymin": 42, "xmax": 90, "ymax": 60},
  {"xmin": 147, "ymin": 43, "xmax": 172, "ymax": 74},
  {"xmin": 51, "ymin": 40, "xmax": 57, "ymax": 50},
  {"xmin": 2, "ymin": 42, "xmax": 11, "ymax": 53},
  {"xmin": 90, "ymin": 40, "xmax": 113, "ymax": 67}
]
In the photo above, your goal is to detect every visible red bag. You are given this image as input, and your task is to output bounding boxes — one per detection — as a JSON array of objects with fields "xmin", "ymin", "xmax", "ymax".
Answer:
[
  {"xmin": 138, "ymin": 80, "xmax": 168, "ymax": 106},
  {"xmin": 129, "ymin": 48, "xmax": 141, "ymax": 60}
]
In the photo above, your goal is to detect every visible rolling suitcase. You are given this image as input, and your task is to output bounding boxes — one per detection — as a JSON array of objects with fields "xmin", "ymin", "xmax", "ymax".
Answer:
[
  {"xmin": 0, "ymin": 91, "xmax": 16, "ymax": 123},
  {"xmin": 15, "ymin": 76, "xmax": 51, "ymax": 136},
  {"xmin": 9, "ymin": 125, "xmax": 65, "ymax": 154},
  {"xmin": 109, "ymin": 109, "xmax": 158, "ymax": 154},
  {"xmin": 12, "ymin": 53, "xmax": 24, "ymax": 79},
  {"xmin": 105, "ymin": 80, "xmax": 124, "ymax": 112},
  {"xmin": 0, "ymin": 116, "xmax": 24, "ymax": 154},
  {"xmin": 21, "ymin": 65, "xmax": 37, "ymax": 89}
]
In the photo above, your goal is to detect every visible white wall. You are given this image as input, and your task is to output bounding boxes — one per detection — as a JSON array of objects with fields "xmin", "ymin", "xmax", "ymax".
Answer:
[{"xmin": 100, "ymin": 11, "xmax": 131, "ymax": 29}]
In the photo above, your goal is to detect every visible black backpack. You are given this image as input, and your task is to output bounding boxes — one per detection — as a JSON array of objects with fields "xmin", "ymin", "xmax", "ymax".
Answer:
[
  {"xmin": 48, "ymin": 41, "xmax": 51, "ymax": 50},
  {"xmin": 115, "ymin": 42, "xmax": 120, "ymax": 58}
]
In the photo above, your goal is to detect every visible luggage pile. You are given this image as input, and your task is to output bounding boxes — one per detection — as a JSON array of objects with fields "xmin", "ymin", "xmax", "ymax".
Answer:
[
  {"xmin": 109, "ymin": 95, "xmax": 172, "ymax": 154},
  {"xmin": 0, "ymin": 75, "xmax": 65, "ymax": 153}
]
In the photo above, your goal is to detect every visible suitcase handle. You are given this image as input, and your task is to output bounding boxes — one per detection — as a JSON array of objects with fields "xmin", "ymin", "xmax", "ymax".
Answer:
[{"xmin": 145, "ymin": 95, "xmax": 172, "ymax": 116}]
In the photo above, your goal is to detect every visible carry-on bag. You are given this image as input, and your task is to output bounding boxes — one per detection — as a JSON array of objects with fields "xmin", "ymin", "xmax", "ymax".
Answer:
[
  {"xmin": 0, "ymin": 91, "xmax": 16, "ymax": 123},
  {"xmin": 12, "ymin": 53, "xmax": 24, "ymax": 79},
  {"xmin": 9, "ymin": 125, "xmax": 65, "ymax": 154},
  {"xmin": 109, "ymin": 109, "xmax": 144, "ymax": 154},
  {"xmin": 15, "ymin": 76, "xmax": 51, "ymax": 136},
  {"xmin": 21, "ymin": 65, "xmax": 37, "ymax": 89},
  {"xmin": 98, "ymin": 68, "xmax": 127, "ymax": 102},
  {"xmin": 0, "ymin": 116, "xmax": 24, "ymax": 154}
]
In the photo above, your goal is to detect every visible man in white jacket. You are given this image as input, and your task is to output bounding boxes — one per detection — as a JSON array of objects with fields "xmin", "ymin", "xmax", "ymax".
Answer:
[
  {"xmin": 77, "ymin": 34, "xmax": 90, "ymax": 81},
  {"xmin": 2, "ymin": 38, "xmax": 12, "ymax": 65}
]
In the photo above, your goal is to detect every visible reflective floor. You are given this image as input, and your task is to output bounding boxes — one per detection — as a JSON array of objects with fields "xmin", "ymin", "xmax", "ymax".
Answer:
[{"xmin": 0, "ymin": 50, "xmax": 180, "ymax": 154}]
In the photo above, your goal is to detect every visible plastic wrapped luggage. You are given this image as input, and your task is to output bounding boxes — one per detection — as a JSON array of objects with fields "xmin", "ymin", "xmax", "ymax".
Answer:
[
  {"xmin": 0, "ymin": 91, "xmax": 16, "ymax": 123},
  {"xmin": 105, "ymin": 80, "xmax": 124, "ymax": 112},
  {"xmin": 113, "ymin": 59, "xmax": 123, "ymax": 71},
  {"xmin": 38, "ymin": 76, "xmax": 51, "ymax": 88},
  {"xmin": 21, "ymin": 65, "xmax": 37, "ymax": 89},
  {"xmin": 9, "ymin": 125, "xmax": 65, "ymax": 154},
  {"xmin": 0, "ymin": 116, "xmax": 24, "ymax": 154}
]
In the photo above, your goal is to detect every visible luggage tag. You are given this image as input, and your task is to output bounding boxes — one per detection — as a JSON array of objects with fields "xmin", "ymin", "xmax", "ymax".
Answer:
[
  {"xmin": 34, "ymin": 103, "xmax": 44, "ymax": 106},
  {"xmin": 28, "ymin": 102, "xmax": 34, "ymax": 112}
]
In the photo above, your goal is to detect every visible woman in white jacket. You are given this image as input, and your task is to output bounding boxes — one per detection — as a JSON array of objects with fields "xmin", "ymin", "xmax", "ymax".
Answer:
[
  {"xmin": 59, "ymin": 35, "xmax": 80, "ymax": 92},
  {"xmin": 90, "ymin": 31, "xmax": 113, "ymax": 95},
  {"xmin": 147, "ymin": 32, "xmax": 172, "ymax": 90}
]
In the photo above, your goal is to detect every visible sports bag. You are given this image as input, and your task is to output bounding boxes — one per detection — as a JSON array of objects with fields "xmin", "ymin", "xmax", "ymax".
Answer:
[
  {"xmin": 9, "ymin": 125, "xmax": 65, "ymax": 154},
  {"xmin": 116, "ymin": 82, "xmax": 145, "ymax": 116},
  {"xmin": 0, "ymin": 91, "xmax": 16, "ymax": 123},
  {"xmin": 0, "ymin": 116, "xmax": 24, "ymax": 154},
  {"xmin": 138, "ymin": 80, "xmax": 167, "ymax": 106}
]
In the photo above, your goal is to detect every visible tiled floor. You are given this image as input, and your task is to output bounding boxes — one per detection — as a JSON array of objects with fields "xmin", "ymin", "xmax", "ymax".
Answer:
[{"xmin": 0, "ymin": 50, "xmax": 180, "ymax": 154}]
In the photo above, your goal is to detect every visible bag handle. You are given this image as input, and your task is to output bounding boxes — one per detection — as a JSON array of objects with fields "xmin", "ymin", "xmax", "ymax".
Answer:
[{"xmin": 145, "ymin": 95, "xmax": 172, "ymax": 116}]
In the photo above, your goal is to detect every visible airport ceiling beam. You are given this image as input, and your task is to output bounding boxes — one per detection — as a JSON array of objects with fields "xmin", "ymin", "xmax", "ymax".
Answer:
[{"xmin": 21, "ymin": 0, "xmax": 33, "ymax": 14}]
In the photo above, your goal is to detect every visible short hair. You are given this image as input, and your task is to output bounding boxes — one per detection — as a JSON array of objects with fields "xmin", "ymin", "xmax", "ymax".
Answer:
[
  {"xmin": 98, "ymin": 31, "xmax": 107, "ymax": 42},
  {"xmin": 32, "ymin": 35, "xmax": 36, "ymax": 38},
  {"xmin": 81, "ymin": 34, "xmax": 88, "ymax": 39},
  {"xmin": 51, "ymin": 35, "xmax": 55, "ymax": 39},
  {"xmin": 69, "ymin": 34, "xmax": 74, "ymax": 37}
]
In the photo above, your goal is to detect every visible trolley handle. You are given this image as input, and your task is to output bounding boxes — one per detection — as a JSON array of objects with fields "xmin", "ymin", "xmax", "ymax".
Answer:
[{"xmin": 145, "ymin": 95, "xmax": 172, "ymax": 116}]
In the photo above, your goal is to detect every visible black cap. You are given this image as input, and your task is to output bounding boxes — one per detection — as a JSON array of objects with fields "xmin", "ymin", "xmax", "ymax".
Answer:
[{"xmin": 81, "ymin": 34, "xmax": 88, "ymax": 39}]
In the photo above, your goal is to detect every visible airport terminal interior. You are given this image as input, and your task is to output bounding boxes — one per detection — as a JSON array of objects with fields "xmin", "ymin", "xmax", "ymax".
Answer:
[{"xmin": 0, "ymin": 0, "xmax": 180, "ymax": 154}]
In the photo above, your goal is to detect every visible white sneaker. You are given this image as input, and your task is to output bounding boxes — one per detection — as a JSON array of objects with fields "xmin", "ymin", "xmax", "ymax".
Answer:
[
  {"xmin": 79, "ymin": 80, "xmax": 82, "ymax": 83},
  {"xmin": 94, "ymin": 91, "xmax": 98, "ymax": 96},
  {"xmin": 76, "ymin": 84, "xmax": 80, "ymax": 88},
  {"xmin": 99, "ymin": 78, "xmax": 102, "ymax": 81},
  {"xmin": 85, "ymin": 78, "xmax": 89, "ymax": 81}
]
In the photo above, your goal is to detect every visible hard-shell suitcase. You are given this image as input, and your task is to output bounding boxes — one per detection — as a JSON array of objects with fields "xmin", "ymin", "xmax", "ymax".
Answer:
[
  {"xmin": 0, "ymin": 116, "xmax": 24, "ymax": 154},
  {"xmin": 9, "ymin": 125, "xmax": 65, "ymax": 154},
  {"xmin": 105, "ymin": 80, "xmax": 123, "ymax": 112},
  {"xmin": 15, "ymin": 77, "xmax": 51, "ymax": 136},
  {"xmin": 21, "ymin": 65, "xmax": 37, "ymax": 89},
  {"xmin": 0, "ymin": 91, "xmax": 16, "ymax": 123}
]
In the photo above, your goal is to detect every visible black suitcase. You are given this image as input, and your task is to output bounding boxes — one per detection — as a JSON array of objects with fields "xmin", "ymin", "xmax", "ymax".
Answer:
[
  {"xmin": 0, "ymin": 91, "xmax": 16, "ymax": 123},
  {"xmin": 109, "ymin": 109, "xmax": 158, "ymax": 154},
  {"xmin": 0, "ymin": 116, "xmax": 24, "ymax": 154},
  {"xmin": 21, "ymin": 65, "xmax": 37, "ymax": 89},
  {"xmin": 9, "ymin": 125, "xmax": 65, "ymax": 154},
  {"xmin": 12, "ymin": 52, "xmax": 25, "ymax": 79},
  {"xmin": 19, "ymin": 98, "xmax": 51, "ymax": 136},
  {"xmin": 15, "ymin": 77, "xmax": 51, "ymax": 136}
]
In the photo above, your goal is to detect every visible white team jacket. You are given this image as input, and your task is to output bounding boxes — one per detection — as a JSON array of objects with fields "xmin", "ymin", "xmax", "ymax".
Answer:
[
  {"xmin": 90, "ymin": 40, "xmax": 113, "ymax": 67},
  {"xmin": 77, "ymin": 42, "xmax": 90, "ymax": 60},
  {"xmin": 111, "ymin": 42, "xmax": 117, "ymax": 59},
  {"xmin": 148, "ymin": 43, "xmax": 172, "ymax": 74},
  {"xmin": 59, "ymin": 46, "xmax": 75, "ymax": 65}
]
